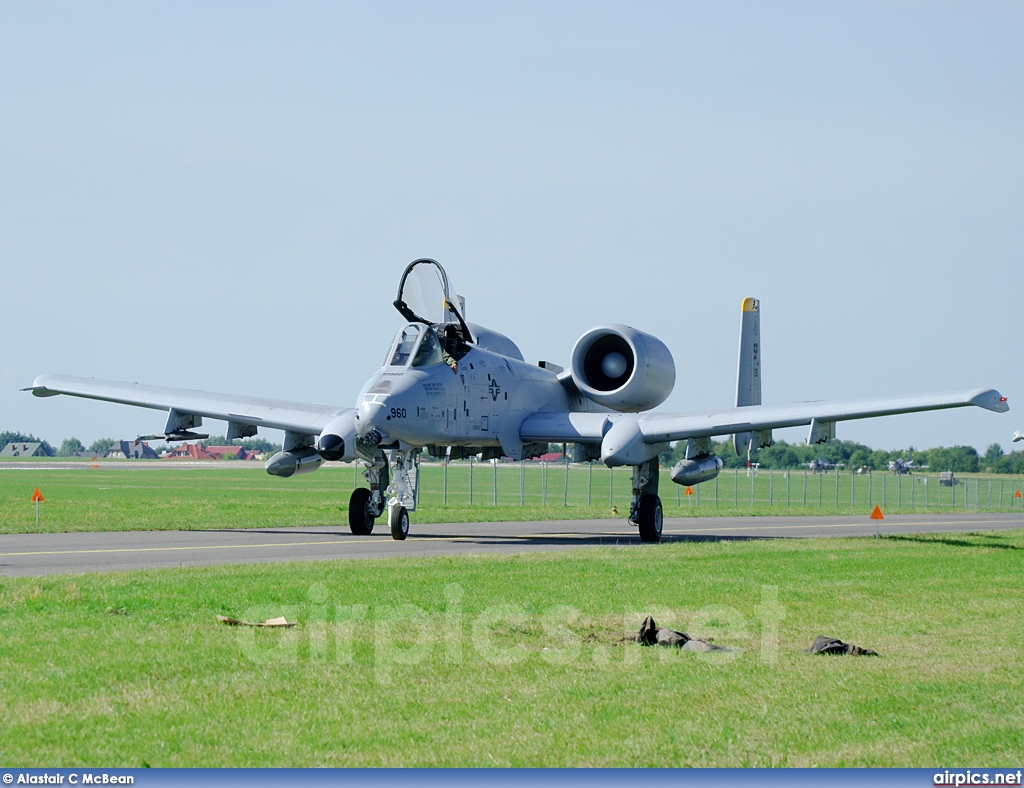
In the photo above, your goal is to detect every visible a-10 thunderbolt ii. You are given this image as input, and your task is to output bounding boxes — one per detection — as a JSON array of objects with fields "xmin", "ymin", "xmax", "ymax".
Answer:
[{"xmin": 27, "ymin": 259, "xmax": 1010, "ymax": 542}]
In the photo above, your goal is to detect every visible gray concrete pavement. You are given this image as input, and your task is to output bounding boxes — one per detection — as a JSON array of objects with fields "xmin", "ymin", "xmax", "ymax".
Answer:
[{"xmin": 1, "ymin": 512, "xmax": 1021, "ymax": 577}]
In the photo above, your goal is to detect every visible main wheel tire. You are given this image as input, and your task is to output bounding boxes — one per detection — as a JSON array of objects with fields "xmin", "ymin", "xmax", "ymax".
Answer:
[
  {"xmin": 348, "ymin": 488, "xmax": 375, "ymax": 535},
  {"xmin": 390, "ymin": 506, "xmax": 409, "ymax": 541},
  {"xmin": 637, "ymin": 493, "xmax": 663, "ymax": 543}
]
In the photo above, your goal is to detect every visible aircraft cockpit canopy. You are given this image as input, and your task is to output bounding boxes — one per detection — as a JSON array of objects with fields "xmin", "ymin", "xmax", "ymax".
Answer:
[
  {"xmin": 394, "ymin": 258, "xmax": 471, "ymax": 343},
  {"xmin": 386, "ymin": 323, "xmax": 447, "ymax": 369}
]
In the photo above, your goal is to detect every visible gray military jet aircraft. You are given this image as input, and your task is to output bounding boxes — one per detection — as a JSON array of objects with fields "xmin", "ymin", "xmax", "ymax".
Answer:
[
  {"xmin": 888, "ymin": 457, "xmax": 928, "ymax": 474},
  {"xmin": 803, "ymin": 458, "xmax": 844, "ymax": 473},
  {"xmin": 27, "ymin": 259, "xmax": 1010, "ymax": 543}
]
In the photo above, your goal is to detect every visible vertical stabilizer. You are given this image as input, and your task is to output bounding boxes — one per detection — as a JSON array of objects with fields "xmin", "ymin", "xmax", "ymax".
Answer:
[
  {"xmin": 736, "ymin": 297, "xmax": 761, "ymax": 408},
  {"xmin": 734, "ymin": 297, "xmax": 768, "ymax": 456}
]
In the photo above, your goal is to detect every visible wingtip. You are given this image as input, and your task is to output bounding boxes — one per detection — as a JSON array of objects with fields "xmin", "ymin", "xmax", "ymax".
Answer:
[
  {"xmin": 969, "ymin": 389, "xmax": 1009, "ymax": 413},
  {"xmin": 741, "ymin": 297, "xmax": 759, "ymax": 313},
  {"xmin": 24, "ymin": 374, "xmax": 60, "ymax": 397}
]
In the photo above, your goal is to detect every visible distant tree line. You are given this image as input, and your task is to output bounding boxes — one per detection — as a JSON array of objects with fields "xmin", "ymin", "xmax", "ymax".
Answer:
[
  {"xmin": 2, "ymin": 432, "xmax": 282, "ymax": 457},
  {"xmin": 660, "ymin": 438, "xmax": 1024, "ymax": 474},
  {"xmin": 202, "ymin": 436, "xmax": 282, "ymax": 454},
  {"xmin": 5, "ymin": 430, "xmax": 1024, "ymax": 472}
]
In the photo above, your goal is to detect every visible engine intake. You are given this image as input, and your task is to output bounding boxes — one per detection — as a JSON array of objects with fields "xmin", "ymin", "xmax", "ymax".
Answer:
[
  {"xmin": 570, "ymin": 324, "xmax": 675, "ymax": 412},
  {"xmin": 317, "ymin": 413, "xmax": 358, "ymax": 463}
]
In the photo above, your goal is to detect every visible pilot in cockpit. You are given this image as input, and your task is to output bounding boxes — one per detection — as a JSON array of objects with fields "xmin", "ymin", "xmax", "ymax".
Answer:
[{"xmin": 440, "ymin": 324, "xmax": 462, "ymax": 372}]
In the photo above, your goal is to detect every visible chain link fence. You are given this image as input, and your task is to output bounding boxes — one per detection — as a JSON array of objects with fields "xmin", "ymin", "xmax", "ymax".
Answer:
[{"xmin": 406, "ymin": 461, "xmax": 1024, "ymax": 514}]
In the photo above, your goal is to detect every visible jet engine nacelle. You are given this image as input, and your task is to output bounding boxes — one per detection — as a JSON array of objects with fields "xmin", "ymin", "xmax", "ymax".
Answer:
[
  {"xmin": 317, "ymin": 413, "xmax": 358, "ymax": 463},
  {"xmin": 569, "ymin": 324, "xmax": 675, "ymax": 412}
]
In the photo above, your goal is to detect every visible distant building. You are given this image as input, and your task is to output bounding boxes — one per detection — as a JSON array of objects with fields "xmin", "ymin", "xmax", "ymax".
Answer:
[
  {"xmin": 163, "ymin": 443, "xmax": 218, "ymax": 461},
  {"xmin": 104, "ymin": 440, "xmax": 159, "ymax": 460},
  {"xmin": 203, "ymin": 446, "xmax": 261, "ymax": 461},
  {"xmin": 0, "ymin": 442, "xmax": 47, "ymax": 458}
]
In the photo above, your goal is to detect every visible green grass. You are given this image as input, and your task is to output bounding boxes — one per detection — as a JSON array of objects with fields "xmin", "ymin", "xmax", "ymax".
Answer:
[
  {"xmin": 2, "ymin": 463, "xmax": 1024, "ymax": 535},
  {"xmin": 1, "ymin": 531, "xmax": 1022, "ymax": 766}
]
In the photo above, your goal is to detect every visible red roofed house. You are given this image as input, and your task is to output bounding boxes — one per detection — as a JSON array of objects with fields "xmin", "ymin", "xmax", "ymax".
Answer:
[{"xmin": 163, "ymin": 443, "xmax": 218, "ymax": 461}]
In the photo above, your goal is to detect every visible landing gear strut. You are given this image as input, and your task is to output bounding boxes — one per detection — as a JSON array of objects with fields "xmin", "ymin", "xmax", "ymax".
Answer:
[
  {"xmin": 385, "ymin": 449, "xmax": 419, "ymax": 540},
  {"xmin": 628, "ymin": 458, "xmax": 663, "ymax": 543},
  {"xmin": 348, "ymin": 452, "xmax": 388, "ymax": 535}
]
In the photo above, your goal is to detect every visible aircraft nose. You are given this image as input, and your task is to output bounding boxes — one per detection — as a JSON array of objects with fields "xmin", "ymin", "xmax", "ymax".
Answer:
[{"xmin": 356, "ymin": 400, "xmax": 386, "ymax": 439}]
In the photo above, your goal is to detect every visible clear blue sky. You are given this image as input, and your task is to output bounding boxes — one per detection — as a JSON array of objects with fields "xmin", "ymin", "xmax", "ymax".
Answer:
[{"xmin": 2, "ymin": 2, "xmax": 1022, "ymax": 453}]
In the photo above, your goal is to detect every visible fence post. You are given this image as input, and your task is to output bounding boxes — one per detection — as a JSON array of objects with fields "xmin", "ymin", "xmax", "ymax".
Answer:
[
  {"xmin": 769, "ymin": 468, "xmax": 774, "ymax": 507},
  {"xmin": 469, "ymin": 455, "xmax": 474, "ymax": 505},
  {"xmin": 851, "ymin": 471, "xmax": 855, "ymax": 511},
  {"xmin": 803, "ymin": 470, "xmax": 807, "ymax": 507},
  {"xmin": 563, "ymin": 459, "xmax": 569, "ymax": 507},
  {"xmin": 493, "ymin": 459, "xmax": 498, "ymax": 506},
  {"xmin": 609, "ymin": 465, "xmax": 614, "ymax": 508},
  {"xmin": 588, "ymin": 461, "xmax": 593, "ymax": 507},
  {"xmin": 835, "ymin": 470, "xmax": 840, "ymax": 509},
  {"xmin": 897, "ymin": 473, "xmax": 902, "ymax": 512},
  {"xmin": 882, "ymin": 473, "xmax": 886, "ymax": 510},
  {"xmin": 542, "ymin": 461, "xmax": 547, "ymax": 507},
  {"xmin": 715, "ymin": 472, "xmax": 719, "ymax": 507},
  {"xmin": 520, "ymin": 460, "xmax": 525, "ymax": 506},
  {"xmin": 443, "ymin": 457, "xmax": 448, "ymax": 505},
  {"xmin": 750, "ymin": 468, "xmax": 754, "ymax": 507},
  {"xmin": 734, "ymin": 468, "xmax": 738, "ymax": 508}
]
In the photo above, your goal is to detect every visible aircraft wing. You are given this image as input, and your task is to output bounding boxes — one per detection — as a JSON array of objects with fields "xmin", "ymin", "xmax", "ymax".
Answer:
[
  {"xmin": 521, "ymin": 388, "xmax": 1009, "ymax": 445},
  {"xmin": 26, "ymin": 374, "xmax": 349, "ymax": 437}
]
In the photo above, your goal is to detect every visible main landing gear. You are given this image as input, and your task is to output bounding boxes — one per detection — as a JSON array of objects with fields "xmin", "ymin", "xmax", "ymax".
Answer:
[
  {"xmin": 628, "ymin": 458, "xmax": 663, "ymax": 543},
  {"xmin": 348, "ymin": 448, "xmax": 419, "ymax": 540}
]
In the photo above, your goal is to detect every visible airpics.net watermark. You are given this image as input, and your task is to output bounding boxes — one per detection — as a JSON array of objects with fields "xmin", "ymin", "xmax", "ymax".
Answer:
[
  {"xmin": 934, "ymin": 772, "xmax": 1023, "ymax": 786},
  {"xmin": 229, "ymin": 583, "xmax": 785, "ymax": 681}
]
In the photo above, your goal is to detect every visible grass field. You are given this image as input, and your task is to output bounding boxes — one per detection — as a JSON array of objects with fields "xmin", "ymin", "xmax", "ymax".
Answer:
[
  {"xmin": 2, "ymin": 461, "xmax": 1024, "ymax": 535},
  {"xmin": 1, "ymin": 531, "xmax": 1022, "ymax": 766}
]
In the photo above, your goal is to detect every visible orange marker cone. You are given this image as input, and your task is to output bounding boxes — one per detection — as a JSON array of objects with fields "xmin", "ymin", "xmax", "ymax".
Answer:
[
  {"xmin": 684, "ymin": 486, "xmax": 694, "ymax": 496},
  {"xmin": 870, "ymin": 505, "xmax": 884, "ymax": 520},
  {"xmin": 1015, "ymin": 490, "xmax": 1022, "ymax": 499}
]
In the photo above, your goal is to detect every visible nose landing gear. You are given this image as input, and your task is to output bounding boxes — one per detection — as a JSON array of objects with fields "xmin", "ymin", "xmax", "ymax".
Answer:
[{"xmin": 348, "ymin": 448, "xmax": 419, "ymax": 540}]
